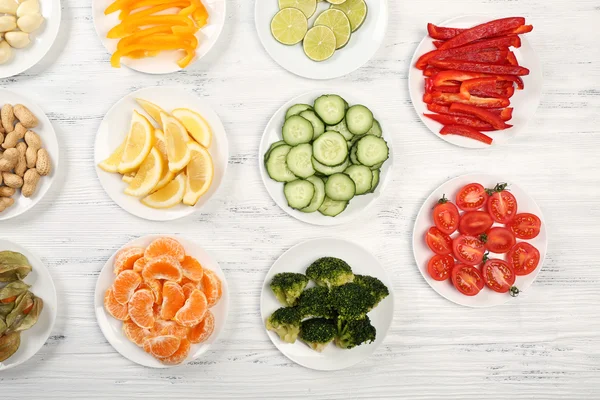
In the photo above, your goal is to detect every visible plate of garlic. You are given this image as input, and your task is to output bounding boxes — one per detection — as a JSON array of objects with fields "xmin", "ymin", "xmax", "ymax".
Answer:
[{"xmin": 0, "ymin": 0, "xmax": 61, "ymax": 78}]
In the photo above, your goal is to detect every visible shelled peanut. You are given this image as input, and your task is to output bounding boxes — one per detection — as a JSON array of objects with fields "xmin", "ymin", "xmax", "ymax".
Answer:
[{"xmin": 0, "ymin": 102, "xmax": 51, "ymax": 212}]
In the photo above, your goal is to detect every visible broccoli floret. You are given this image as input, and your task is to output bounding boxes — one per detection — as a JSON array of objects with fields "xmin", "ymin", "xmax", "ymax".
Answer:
[
  {"xmin": 330, "ymin": 283, "xmax": 376, "ymax": 321},
  {"xmin": 353, "ymin": 275, "xmax": 389, "ymax": 306},
  {"xmin": 266, "ymin": 307, "xmax": 302, "ymax": 343},
  {"xmin": 335, "ymin": 316, "xmax": 377, "ymax": 349},
  {"xmin": 299, "ymin": 318, "xmax": 337, "ymax": 352},
  {"xmin": 306, "ymin": 257, "xmax": 354, "ymax": 289},
  {"xmin": 297, "ymin": 286, "xmax": 334, "ymax": 319},
  {"xmin": 270, "ymin": 273, "xmax": 309, "ymax": 306}
]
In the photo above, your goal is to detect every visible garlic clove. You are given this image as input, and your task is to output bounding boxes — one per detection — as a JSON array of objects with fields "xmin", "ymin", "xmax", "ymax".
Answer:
[
  {"xmin": 0, "ymin": 41, "xmax": 13, "ymax": 64},
  {"xmin": 0, "ymin": 0, "xmax": 18, "ymax": 15},
  {"xmin": 0, "ymin": 16, "xmax": 16, "ymax": 33},
  {"xmin": 16, "ymin": 0, "xmax": 39, "ymax": 18},
  {"xmin": 17, "ymin": 13, "xmax": 43, "ymax": 33},
  {"xmin": 5, "ymin": 31, "xmax": 30, "ymax": 49}
]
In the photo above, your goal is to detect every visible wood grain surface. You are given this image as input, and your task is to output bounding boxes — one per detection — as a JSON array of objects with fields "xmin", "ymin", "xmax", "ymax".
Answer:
[{"xmin": 1, "ymin": 0, "xmax": 599, "ymax": 398}]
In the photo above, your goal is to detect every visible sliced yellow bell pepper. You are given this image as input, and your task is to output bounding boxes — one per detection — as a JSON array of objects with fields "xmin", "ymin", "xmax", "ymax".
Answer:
[
  {"xmin": 119, "ymin": 1, "xmax": 193, "ymax": 21},
  {"xmin": 108, "ymin": 15, "xmax": 194, "ymax": 39}
]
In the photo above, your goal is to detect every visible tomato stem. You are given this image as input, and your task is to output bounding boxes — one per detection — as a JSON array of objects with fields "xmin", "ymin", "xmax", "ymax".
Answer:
[
  {"xmin": 479, "ymin": 234, "xmax": 488, "ymax": 244},
  {"xmin": 438, "ymin": 194, "xmax": 449, "ymax": 204},
  {"xmin": 485, "ymin": 182, "xmax": 509, "ymax": 195},
  {"xmin": 482, "ymin": 251, "xmax": 490, "ymax": 262},
  {"xmin": 509, "ymin": 286, "xmax": 520, "ymax": 297}
]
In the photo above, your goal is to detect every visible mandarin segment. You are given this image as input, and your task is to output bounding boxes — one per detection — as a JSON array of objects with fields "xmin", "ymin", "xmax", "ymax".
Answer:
[
  {"xmin": 159, "ymin": 338, "xmax": 191, "ymax": 365},
  {"xmin": 133, "ymin": 257, "xmax": 148, "ymax": 273},
  {"xmin": 123, "ymin": 319, "xmax": 151, "ymax": 347},
  {"xmin": 143, "ymin": 335, "xmax": 181, "ymax": 358},
  {"xmin": 201, "ymin": 269, "xmax": 222, "ymax": 307},
  {"xmin": 128, "ymin": 289, "xmax": 156, "ymax": 329},
  {"xmin": 144, "ymin": 237, "xmax": 186, "ymax": 262},
  {"xmin": 161, "ymin": 282, "xmax": 185, "ymax": 321},
  {"xmin": 146, "ymin": 278, "xmax": 163, "ymax": 305},
  {"xmin": 114, "ymin": 247, "xmax": 145, "ymax": 275},
  {"xmin": 112, "ymin": 270, "xmax": 142, "ymax": 305},
  {"xmin": 181, "ymin": 255, "xmax": 204, "ymax": 282},
  {"xmin": 174, "ymin": 289, "xmax": 208, "ymax": 327},
  {"xmin": 188, "ymin": 310, "xmax": 214, "ymax": 344},
  {"xmin": 181, "ymin": 282, "xmax": 198, "ymax": 299},
  {"xmin": 142, "ymin": 255, "xmax": 183, "ymax": 282},
  {"xmin": 104, "ymin": 288, "xmax": 130, "ymax": 321},
  {"xmin": 153, "ymin": 319, "xmax": 188, "ymax": 338}
]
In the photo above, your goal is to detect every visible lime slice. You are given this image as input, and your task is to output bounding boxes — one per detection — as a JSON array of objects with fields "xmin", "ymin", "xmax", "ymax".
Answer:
[
  {"xmin": 326, "ymin": 0, "xmax": 347, "ymax": 4},
  {"xmin": 271, "ymin": 8, "xmax": 308, "ymax": 45},
  {"xmin": 303, "ymin": 25, "xmax": 336, "ymax": 62},
  {"xmin": 278, "ymin": 0, "xmax": 317, "ymax": 18},
  {"xmin": 314, "ymin": 9, "xmax": 351, "ymax": 49},
  {"xmin": 331, "ymin": 0, "xmax": 367, "ymax": 32}
]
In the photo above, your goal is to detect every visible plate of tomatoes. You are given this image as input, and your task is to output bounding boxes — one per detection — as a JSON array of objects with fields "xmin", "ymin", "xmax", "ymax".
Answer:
[{"xmin": 412, "ymin": 173, "xmax": 547, "ymax": 307}]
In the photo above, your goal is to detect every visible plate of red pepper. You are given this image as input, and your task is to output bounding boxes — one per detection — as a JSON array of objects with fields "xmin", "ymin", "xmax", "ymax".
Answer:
[
  {"xmin": 409, "ymin": 16, "xmax": 542, "ymax": 148},
  {"xmin": 412, "ymin": 174, "xmax": 547, "ymax": 307}
]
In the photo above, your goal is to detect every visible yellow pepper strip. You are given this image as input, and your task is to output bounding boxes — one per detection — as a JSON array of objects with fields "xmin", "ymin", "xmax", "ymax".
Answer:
[
  {"xmin": 112, "ymin": 39, "xmax": 189, "ymax": 68},
  {"xmin": 171, "ymin": 25, "xmax": 198, "ymax": 35},
  {"xmin": 179, "ymin": 3, "xmax": 197, "ymax": 17},
  {"xmin": 119, "ymin": 1, "xmax": 192, "ymax": 21},
  {"xmin": 117, "ymin": 25, "xmax": 173, "ymax": 50},
  {"xmin": 107, "ymin": 15, "xmax": 194, "ymax": 39},
  {"xmin": 105, "ymin": 0, "xmax": 140, "ymax": 15},
  {"xmin": 192, "ymin": 0, "xmax": 208, "ymax": 26},
  {"xmin": 119, "ymin": 0, "xmax": 182, "ymax": 15},
  {"xmin": 127, "ymin": 49, "xmax": 160, "ymax": 59}
]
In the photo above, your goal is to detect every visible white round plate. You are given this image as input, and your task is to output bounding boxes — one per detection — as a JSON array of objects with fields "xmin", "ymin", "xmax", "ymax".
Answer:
[
  {"xmin": 94, "ymin": 86, "xmax": 229, "ymax": 221},
  {"xmin": 94, "ymin": 234, "xmax": 229, "ymax": 369},
  {"xmin": 412, "ymin": 173, "xmax": 548, "ymax": 308},
  {"xmin": 260, "ymin": 238, "xmax": 394, "ymax": 371},
  {"xmin": 259, "ymin": 90, "xmax": 393, "ymax": 226},
  {"xmin": 0, "ymin": 239, "xmax": 58, "ymax": 371},
  {"xmin": 0, "ymin": 89, "xmax": 60, "ymax": 221},
  {"xmin": 0, "ymin": 0, "xmax": 61, "ymax": 79},
  {"xmin": 408, "ymin": 16, "xmax": 543, "ymax": 148},
  {"xmin": 255, "ymin": 0, "xmax": 388, "ymax": 80},
  {"xmin": 92, "ymin": 0, "xmax": 226, "ymax": 74}
]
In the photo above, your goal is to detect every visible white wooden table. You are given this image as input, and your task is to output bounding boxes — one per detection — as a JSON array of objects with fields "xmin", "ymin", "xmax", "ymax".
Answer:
[{"xmin": 2, "ymin": 1, "xmax": 600, "ymax": 398}]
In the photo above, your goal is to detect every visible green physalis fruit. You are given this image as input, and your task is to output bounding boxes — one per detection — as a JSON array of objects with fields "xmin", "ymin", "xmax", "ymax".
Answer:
[
  {"xmin": 0, "ymin": 251, "xmax": 32, "ymax": 282},
  {"xmin": 0, "ymin": 331, "xmax": 20, "ymax": 362}
]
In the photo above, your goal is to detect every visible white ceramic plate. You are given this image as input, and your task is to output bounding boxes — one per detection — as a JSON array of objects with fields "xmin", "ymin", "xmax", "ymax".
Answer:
[
  {"xmin": 0, "ymin": 0, "xmax": 61, "ymax": 79},
  {"xmin": 260, "ymin": 238, "xmax": 394, "ymax": 371},
  {"xmin": 0, "ymin": 239, "xmax": 58, "ymax": 371},
  {"xmin": 259, "ymin": 90, "xmax": 393, "ymax": 226},
  {"xmin": 0, "ymin": 89, "xmax": 59, "ymax": 221},
  {"xmin": 94, "ymin": 86, "xmax": 229, "ymax": 221},
  {"xmin": 255, "ymin": 0, "xmax": 388, "ymax": 80},
  {"xmin": 94, "ymin": 234, "xmax": 229, "ymax": 368},
  {"xmin": 412, "ymin": 173, "xmax": 548, "ymax": 307},
  {"xmin": 92, "ymin": 0, "xmax": 226, "ymax": 74},
  {"xmin": 408, "ymin": 16, "xmax": 542, "ymax": 148}
]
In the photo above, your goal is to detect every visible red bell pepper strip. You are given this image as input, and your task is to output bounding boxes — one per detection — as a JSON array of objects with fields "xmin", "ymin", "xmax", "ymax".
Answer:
[
  {"xmin": 431, "ymin": 92, "xmax": 510, "ymax": 108},
  {"xmin": 425, "ymin": 78, "xmax": 434, "ymax": 93},
  {"xmin": 432, "ymin": 70, "xmax": 524, "ymax": 90},
  {"xmin": 449, "ymin": 103, "xmax": 510, "ymax": 130},
  {"xmin": 437, "ymin": 85, "xmax": 461, "ymax": 94},
  {"xmin": 440, "ymin": 125, "xmax": 493, "ymax": 145},
  {"xmin": 427, "ymin": 24, "xmax": 533, "ymax": 40},
  {"xmin": 442, "ymin": 50, "xmax": 508, "ymax": 63},
  {"xmin": 430, "ymin": 59, "xmax": 530, "ymax": 76},
  {"xmin": 428, "ymin": 104, "xmax": 513, "ymax": 121},
  {"xmin": 438, "ymin": 18, "xmax": 525, "ymax": 50},
  {"xmin": 506, "ymin": 51, "xmax": 518, "ymax": 65},
  {"xmin": 424, "ymin": 113, "xmax": 495, "ymax": 130},
  {"xmin": 470, "ymin": 85, "xmax": 515, "ymax": 99},
  {"xmin": 500, "ymin": 107, "xmax": 513, "ymax": 121},
  {"xmin": 423, "ymin": 93, "xmax": 433, "ymax": 104},
  {"xmin": 423, "ymin": 67, "xmax": 442, "ymax": 77},
  {"xmin": 433, "ymin": 40, "xmax": 444, "ymax": 48},
  {"xmin": 459, "ymin": 77, "xmax": 497, "ymax": 99}
]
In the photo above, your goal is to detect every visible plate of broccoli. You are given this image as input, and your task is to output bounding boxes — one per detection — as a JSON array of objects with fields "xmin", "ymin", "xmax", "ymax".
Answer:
[{"xmin": 261, "ymin": 238, "xmax": 394, "ymax": 370}]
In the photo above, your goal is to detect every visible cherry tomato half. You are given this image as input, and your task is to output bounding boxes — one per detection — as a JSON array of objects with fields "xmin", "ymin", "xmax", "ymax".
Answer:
[
  {"xmin": 508, "ymin": 213, "xmax": 542, "ymax": 239},
  {"xmin": 425, "ymin": 227, "xmax": 453, "ymax": 255},
  {"xmin": 456, "ymin": 183, "xmax": 488, "ymax": 211},
  {"xmin": 506, "ymin": 242, "xmax": 540, "ymax": 276},
  {"xmin": 482, "ymin": 259, "xmax": 516, "ymax": 293},
  {"xmin": 451, "ymin": 264, "xmax": 484, "ymax": 296},
  {"xmin": 433, "ymin": 197, "xmax": 460, "ymax": 235},
  {"xmin": 487, "ymin": 186, "xmax": 518, "ymax": 224},
  {"xmin": 427, "ymin": 254, "xmax": 455, "ymax": 281},
  {"xmin": 485, "ymin": 227, "xmax": 516, "ymax": 254},
  {"xmin": 452, "ymin": 235, "xmax": 486, "ymax": 265},
  {"xmin": 458, "ymin": 211, "xmax": 494, "ymax": 236}
]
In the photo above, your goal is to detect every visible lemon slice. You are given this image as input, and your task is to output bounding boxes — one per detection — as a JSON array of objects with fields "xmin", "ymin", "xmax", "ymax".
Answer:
[
  {"xmin": 122, "ymin": 171, "xmax": 136, "ymax": 183},
  {"xmin": 303, "ymin": 26, "xmax": 336, "ymax": 62},
  {"xmin": 172, "ymin": 108, "xmax": 213, "ymax": 148},
  {"xmin": 271, "ymin": 8, "xmax": 308, "ymax": 45},
  {"xmin": 183, "ymin": 142, "xmax": 214, "ymax": 206},
  {"xmin": 141, "ymin": 172, "xmax": 186, "ymax": 209},
  {"xmin": 136, "ymin": 98, "xmax": 166, "ymax": 128},
  {"xmin": 153, "ymin": 129, "xmax": 176, "ymax": 191},
  {"xmin": 314, "ymin": 9, "xmax": 351, "ymax": 49},
  {"xmin": 118, "ymin": 110, "xmax": 154, "ymax": 174},
  {"xmin": 161, "ymin": 112, "xmax": 192, "ymax": 173},
  {"xmin": 278, "ymin": 0, "xmax": 317, "ymax": 18},
  {"xmin": 98, "ymin": 138, "xmax": 126, "ymax": 173},
  {"xmin": 124, "ymin": 147, "xmax": 163, "ymax": 197},
  {"xmin": 331, "ymin": 0, "xmax": 367, "ymax": 32}
]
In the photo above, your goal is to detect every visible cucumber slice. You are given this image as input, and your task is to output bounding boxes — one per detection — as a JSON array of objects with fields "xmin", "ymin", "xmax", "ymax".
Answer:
[
  {"xmin": 347, "ymin": 134, "xmax": 364, "ymax": 149},
  {"xmin": 312, "ymin": 157, "xmax": 349, "ymax": 176},
  {"xmin": 356, "ymin": 135, "xmax": 389, "ymax": 167},
  {"xmin": 318, "ymin": 196, "xmax": 348, "ymax": 217},
  {"xmin": 314, "ymin": 94, "xmax": 346, "ymax": 125},
  {"xmin": 326, "ymin": 119, "xmax": 353, "ymax": 140},
  {"xmin": 344, "ymin": 165, "xmax": 372, "ymax": 195},
  {"xmin": 266, "ymin": 145, "xmax": 296, "ymax": 182},
  {"xmin": 370, "ymin": 169, "xmax": 380, "ymax": 193},
  {"xmin": 370, "ymin": 162, "xmax": 383, "ymax": 170},
  {"xmin": 325, "ymin": 173, "xmax": 355, "ymax": 201},
  {"xmin": 349, "ymin": 144, "xmax": 359, "ymax": 165},
  {"xmin": 312, "ymin": 131, "xmax": 348, "ymax": 167},
  {"xmin": 282, "ymin": 115, "xmax": 314, "ymax": 146},
  {"xmin": 285, "ymin": 104, "xmax": 313, "ymax": 119},
  {"xmin": 299, "ymin": 110, "xmax": 325, "ymax": 140},
  {"xmin": 286, "ymin": 144, "xmax": 315, "ymax": 179},
  {"xmin": 366, "ymin": 119, "xmax": 382, "ymax": 137},
  {"xmin": 264, "ymin": 140, "xmax": 286, "ymax": 164},
  {"xmin": 345, "ymin": 104, "xmax": 374, "ymax": 135},
  {"xmin": 284, "ymin": 179, "xmax": 315, "ymax": 210},
  {"xmin": 301, "ymin": 176, "xmax": 326, "ymax": 213}
]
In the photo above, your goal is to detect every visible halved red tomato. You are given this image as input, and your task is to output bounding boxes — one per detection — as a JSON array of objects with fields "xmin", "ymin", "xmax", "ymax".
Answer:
[
  {"xmin": 458, "ymin": 211, "xmax": 494, "ymax": 235},
  {"xmin": 451, "ymin": 264, "xmax": 484, "ymax": 296},
  {"xmin": 487, "ymin": 184, "xmax": 518, "ymax": 223},
  {"xmin": 427, "ymin": 254, "xmax": 455, "ymax": 281},
  {"xmin": 506, "ymin": 242, "xmax": 540, "ymax": 276},
  {"xmin": 456, "ymin": 183, "xmax": 488, "ymax": 211},
  {"xmin": 484, "ymin": 227, "xmax": 516, "ymax": 254},
  {"xmin": 432, "ymin": 196, "xmax": 459, "ymax": 235},
  {"xmin": 425, "ymin": 227, "xmax": 453, "ymax": 255},
  {"xmin": 482, "ymin": 259, "xmax": 515, "ymax": 293},
  {"xmin": 452, "ymin": 235, "xmax": 485, "ymax": 265},
  {"xmin": 508, "ymin": 213, "xmax": 541, "ymax": 239}
]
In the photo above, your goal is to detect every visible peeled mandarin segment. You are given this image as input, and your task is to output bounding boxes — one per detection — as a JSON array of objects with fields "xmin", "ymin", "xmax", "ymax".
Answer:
[
  {"xmin": 181, "ymin": 282, "xmax": 197, "ymax": 299},
  {"xmin": 133, "ymin": 257, "xmax": 147, "ymax": 273},
  {"xmin": 104, "ymin": 288, "xmax": 129, "ymax": 321},
  {"xmin": 160, "ymin": 282, "xmax": 185, "ymax": 320},
  {"xmin": 114, "ymin": 247, "xmax": 145, "ymax": 275},
  {"xmin": 142, "ymin": 335, "xmax": 181, "ymax": 358},
  {"xmin": 123, "ymin": 319, "xmax": 151, "ymax": 346},
  {"xmin": 98, "ymin": 138, "xmax": 127, "ymax": 173},
  {"xmin": 159, "ymin": 338, "xmax": 191, "ymax": 365},
  {"xmin": 144, "ymin": 237, "xmax": 186, "ymax": 262},
  {"xmin": 200, "ymin": 269, "xmax": 222, "ymax": 307},
  {"xmin": 188, "ymin": 310, "xmax": 214, "ymax": 344},
  {"xmin": 142, "ymin": 255, "xmax": 183, "ymax": 282},
  {"xmin": 129, "ymin": 289, "xmax": 156, "ymax": 329},
  {"xmin": 154, "ymin": 319, "xmax": 188, "ymax": 338},
  {"xmin": 118, "ymin": 110, "xmax": 154, "ymax": 173},
  {"xmin": 112, "ymin": 270, "xmax": 142, "ymax": 305},
  {"xmin": 183, "ymin": 142, "xmax": 214, "ymax": 206},
  {"xmin": 180, "ymin": 255, "xmax": 204, "ymax": 282},
  {"xmin": 174, "ymin": 289, "xmax": 208, "ymax": 327},
  {"xmin": 146, "ymin": 278, "xmax": 163, "ymax": 305}
]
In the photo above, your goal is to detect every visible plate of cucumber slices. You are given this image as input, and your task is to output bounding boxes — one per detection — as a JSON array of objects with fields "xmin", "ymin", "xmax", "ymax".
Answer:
[{"xmin": 260, "ymin": 90, "xmax": 393, "ymax": 226}]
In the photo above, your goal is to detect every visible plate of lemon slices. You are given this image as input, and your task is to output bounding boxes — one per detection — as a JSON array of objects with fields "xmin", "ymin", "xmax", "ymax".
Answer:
[{"xmin": 95, "ymin": 87, "xmax": 229, "ymax": 221}]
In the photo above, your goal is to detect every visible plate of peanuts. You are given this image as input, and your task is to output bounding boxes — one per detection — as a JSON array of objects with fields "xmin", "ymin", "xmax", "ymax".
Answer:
[{"xmin": 0, "ymin": 89, "xmax": 58, "ymax": 220}]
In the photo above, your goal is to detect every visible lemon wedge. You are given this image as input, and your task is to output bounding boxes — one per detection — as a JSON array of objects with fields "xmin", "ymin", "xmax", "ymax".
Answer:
[
  {"xmin": 183, "ymin": 142, "xmax": 214, "ymax": 206},
  {"xmin": 161, "ymin": 112, "xmax": 192, "ymax": 173},
  {"xmin": 153, "ymin": 129, "xmax": 176, "ymax": 191},
  {"xmin": 136, "ymin": 98, "xmax": 166, "ymax": 128},
  {"xmin": 123, "ymin": 147, "xmax": 163, "ymax": 197},
  {"xmin": 99, "ymin": 138, "xmax": 126, "ymax": 173},
  {"xmin": 118, "ymin": 110, "xmax": 154, "ymax": 174},
  {"xmin": 122, "ymin": 171, "xmax": 136, "ymax": 183},
  {"xmin": 172, "ymin": 108, "xmax": 213, "ymax": 148},
  {"xmin": 141, "ymin": 172, "xmax": 186, "ymax": 209}
]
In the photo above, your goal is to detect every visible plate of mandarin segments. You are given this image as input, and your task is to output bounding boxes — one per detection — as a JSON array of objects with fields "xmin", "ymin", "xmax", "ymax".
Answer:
[{"xmin": 94, "ymin": 235, "xmax": 228, "ymax": 368}]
